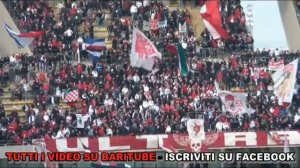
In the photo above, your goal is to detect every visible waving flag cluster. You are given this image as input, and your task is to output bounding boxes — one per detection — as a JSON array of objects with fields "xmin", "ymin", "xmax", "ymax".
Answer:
[
  {"xmin": 200, "ymin": 0, "xmax": 229, "ymax": 40},
  {"xmin": 4, "ymin": 24, "xmax": 44, "ymax": 48}
]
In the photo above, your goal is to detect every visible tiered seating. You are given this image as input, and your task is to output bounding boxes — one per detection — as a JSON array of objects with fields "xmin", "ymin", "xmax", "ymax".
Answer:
[
  {"xmin": 93, "ymin": 9, "xmax": 112, "ymax": 49},
  {"xmin": 0, "ymin": 87, "xmax": 32, "ymax": 123},
  {"xmin": 0, "ymin": 87, "xmax": 71, "ymax": 123}
]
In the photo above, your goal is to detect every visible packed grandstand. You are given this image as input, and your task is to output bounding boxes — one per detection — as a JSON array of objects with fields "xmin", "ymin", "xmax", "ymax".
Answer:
[{"xmin": 0, "ymin": 0, "xmax": 299, "ymax": 168}]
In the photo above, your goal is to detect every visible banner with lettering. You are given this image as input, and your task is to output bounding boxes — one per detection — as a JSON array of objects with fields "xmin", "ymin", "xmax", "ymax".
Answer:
[
  {"xmin": 43, "ymin": 131, "xmax": 300, "ymax": 152},
  {"xmin": 143, "ymin": 20, "xmax": 168, "ymax": 31}
]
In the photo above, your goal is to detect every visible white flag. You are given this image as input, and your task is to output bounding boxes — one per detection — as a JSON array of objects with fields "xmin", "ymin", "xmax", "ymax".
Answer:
[
  {"xmin": 219, "ymin": 91, "xmax": 254, "ymax": 116},
  {"xmin": 272, "ymin": 58, "xmax": 298, "ymax": 105},
  {"xmin": 130, "ymin": 28, "xmax": 162, "ymax": 71},
  {"xmin": 179, "ymin": 21, "xmax": 187, "ymax": 33},
  {"xmin": 76, "ymin": 114, "xmax": 84, "ymax": 128},
  {"xmin": 187, "ymin": 119, "xmax": 205, "ymax": 140},
  {"xmin": 215, "ymin": 80, "xmax": 254, "ymax": 116}
]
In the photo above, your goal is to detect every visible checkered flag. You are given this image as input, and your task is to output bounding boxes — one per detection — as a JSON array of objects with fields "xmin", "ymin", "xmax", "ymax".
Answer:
[{"xmin": 64, "ymin": 90, "xmax": 79, "ymax": 102}]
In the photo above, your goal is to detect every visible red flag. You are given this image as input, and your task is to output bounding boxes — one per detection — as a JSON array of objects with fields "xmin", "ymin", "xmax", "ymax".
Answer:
[
  {"xmin": 18, "ymin": 31, "xmax": 44, "ymax": 38},
  {"xmin": 200, "ymin": 0, "xmax": 230, "ymax": 40},
  {"xmin": 160, "ymin": 139, "xmax": 178, "ymax": 153}
]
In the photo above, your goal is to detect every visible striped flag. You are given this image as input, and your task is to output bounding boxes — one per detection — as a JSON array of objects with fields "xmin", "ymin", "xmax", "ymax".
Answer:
[
  {"xmin": 4, "ymin": 24, "xmax": 44, "ymax": 48},
  {"xmin": 200, "ymin": 0, "xmax": 229, "ymax": 40},
  {"xmin": 83, "ymin": 38, "xmax": 106, "ymax": 57},
  {"xmin": 166, "ymin": 43, "xmax": 189, "ymax": 76},
  {"xmin": 64, "ymin": 90, "xmax": 79, "ymax": 102}
]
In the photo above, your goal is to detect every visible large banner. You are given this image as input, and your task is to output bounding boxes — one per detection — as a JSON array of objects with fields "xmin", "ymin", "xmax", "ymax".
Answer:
[
  {"xmin": 268, "ymin": 59, "xmax": 284, "ymax": 71},
  {"xmin": 44, "ymin": 131, "xmax": 300, "ymax": 152},
  {"xmin": 272, "ymin": 58, "xmax": 298, "ymax": 105}
]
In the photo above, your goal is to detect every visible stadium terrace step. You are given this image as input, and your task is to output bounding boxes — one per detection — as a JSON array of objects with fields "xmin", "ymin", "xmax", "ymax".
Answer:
[
  {"xmin": 5, "ymin": 110, "xmax": 26, "ymax": 117},
  {"xmin": 187, "ymin": 5, "xmax": 205, "ymax": 39},
  {"xmin": 1, "ymin": 100, "xmax": 33, "ymax": 105},
  {"xmin": 4, "ymin": 104, "xmax": 71, "ymax": 113},
  {"xmin": 94, "ymin": 27, "xmax": 108, "ymax": 32},
  {"xmin": 94, "ymin": 31, "xmax": 108, "ymax": 39},
  {"xmin": 105, "ymin": 38, "xmax": 112, "ymax": 44},
  {"xmin": 0, "ymin": 94, "xmax": 34, "ymax": 100},
  {"xmin": 4, "ymin": 105, "xmax": 25, "ymax": 112}
]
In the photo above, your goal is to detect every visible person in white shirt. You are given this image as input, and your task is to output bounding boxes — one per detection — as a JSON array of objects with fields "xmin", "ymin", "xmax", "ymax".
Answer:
[
  {"xmin": 130, "ymin": 4, "xmax": 137, "ymax": 20},
  {"xmin": 143, "ymin": 0, "xmax": 150, "ymax": 7},
  {"xmin": 64, "ymin": 28, "xmax": 73, "ymax": 37},
  {"xmin": 23, "ymin": 82, "xmax": 30, "ymax": 101},
  {"xmin": 9, "ymin": 55, "xmax": 16, "ymax": 64},
  {"xmin": 136, "ymin": 1, "xmax": 142, "ymax": 8},
  {"xmin": 294, "ymin": 110, "xmax": 300, "ymax": 123},
  {"xmin": 274, "ymin": 48, "xmax": 280, "ymax": 57},
  {"xmin": 106, "ymin": 127, "xmax": 113, "ymax": 136},
  {"xmin": 133, "ymin": 74, "xmax": 140, "ymax": 83},
  {"xmin": 71, "ymin": 1, "xmax": 77, "ymax": 9},
  {"xmin": 249, "ymin": 119, "xmax": 256, "ymax": 130},
  {"xmin": 64, "ymin": 28, "xmax": 73, "ymax": 45},
  {"xmin": 92, "ymin": 70, "xmax": 98, "ymax": 78},
  {"xmin": 28, "ymin": 113, "xmax": 35, "ymax": 124},
  {"xmin": 122, "ymin": 86, "xmax": 129, "ymax": 95},
  {"xmin": 165, "ymin": 125, "xmax": 171, "ymax": 133}
]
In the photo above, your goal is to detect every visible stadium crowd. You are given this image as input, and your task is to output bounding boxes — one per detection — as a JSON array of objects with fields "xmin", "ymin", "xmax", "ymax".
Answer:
[{"xmin": 0, "ymin": 0, "xmax": 299, "ymax": 146}]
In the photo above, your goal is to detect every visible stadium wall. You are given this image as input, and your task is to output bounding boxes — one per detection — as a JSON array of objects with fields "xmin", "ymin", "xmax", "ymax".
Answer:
[
  {"xmin": 278, "ymin": 0, "xmax": 300, "ymax": 51},
  {"xmin": 0, "ymin": 1, "xmax": 32, "ymax": 57},
  {"xmin": 0, "ymin": 145, "xmax": 35, "ymax": 159}
]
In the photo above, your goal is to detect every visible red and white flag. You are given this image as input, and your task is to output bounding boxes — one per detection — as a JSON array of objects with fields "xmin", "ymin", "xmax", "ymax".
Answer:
[
  {"xmin": 268, "ymin": 59, "xmax": 284, "ymax": 71},
  {"xmin": 5, "ymin": 24, "xmax": 44, "ymax": 48},
  {"xmin": 130, "ymin": 28, "xmax": 162, "ymax": 71},
  {"xmin": 64, "ymin": 90, "xmax": 79, "ymax": 102},
  {"xmin": 215, "ymin": 81, "xmax": 254, "ymax": 116},
  {"xmin": 34, "ymin": 139, "xmax": 58, "ymax": 168},
  {"xmin": 200, "ymin": 0, "xmax": 229, "ymax": 40},
  {"xmin": 159, "ymin": 137, "xmax": 178, "ymax": 153}
]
